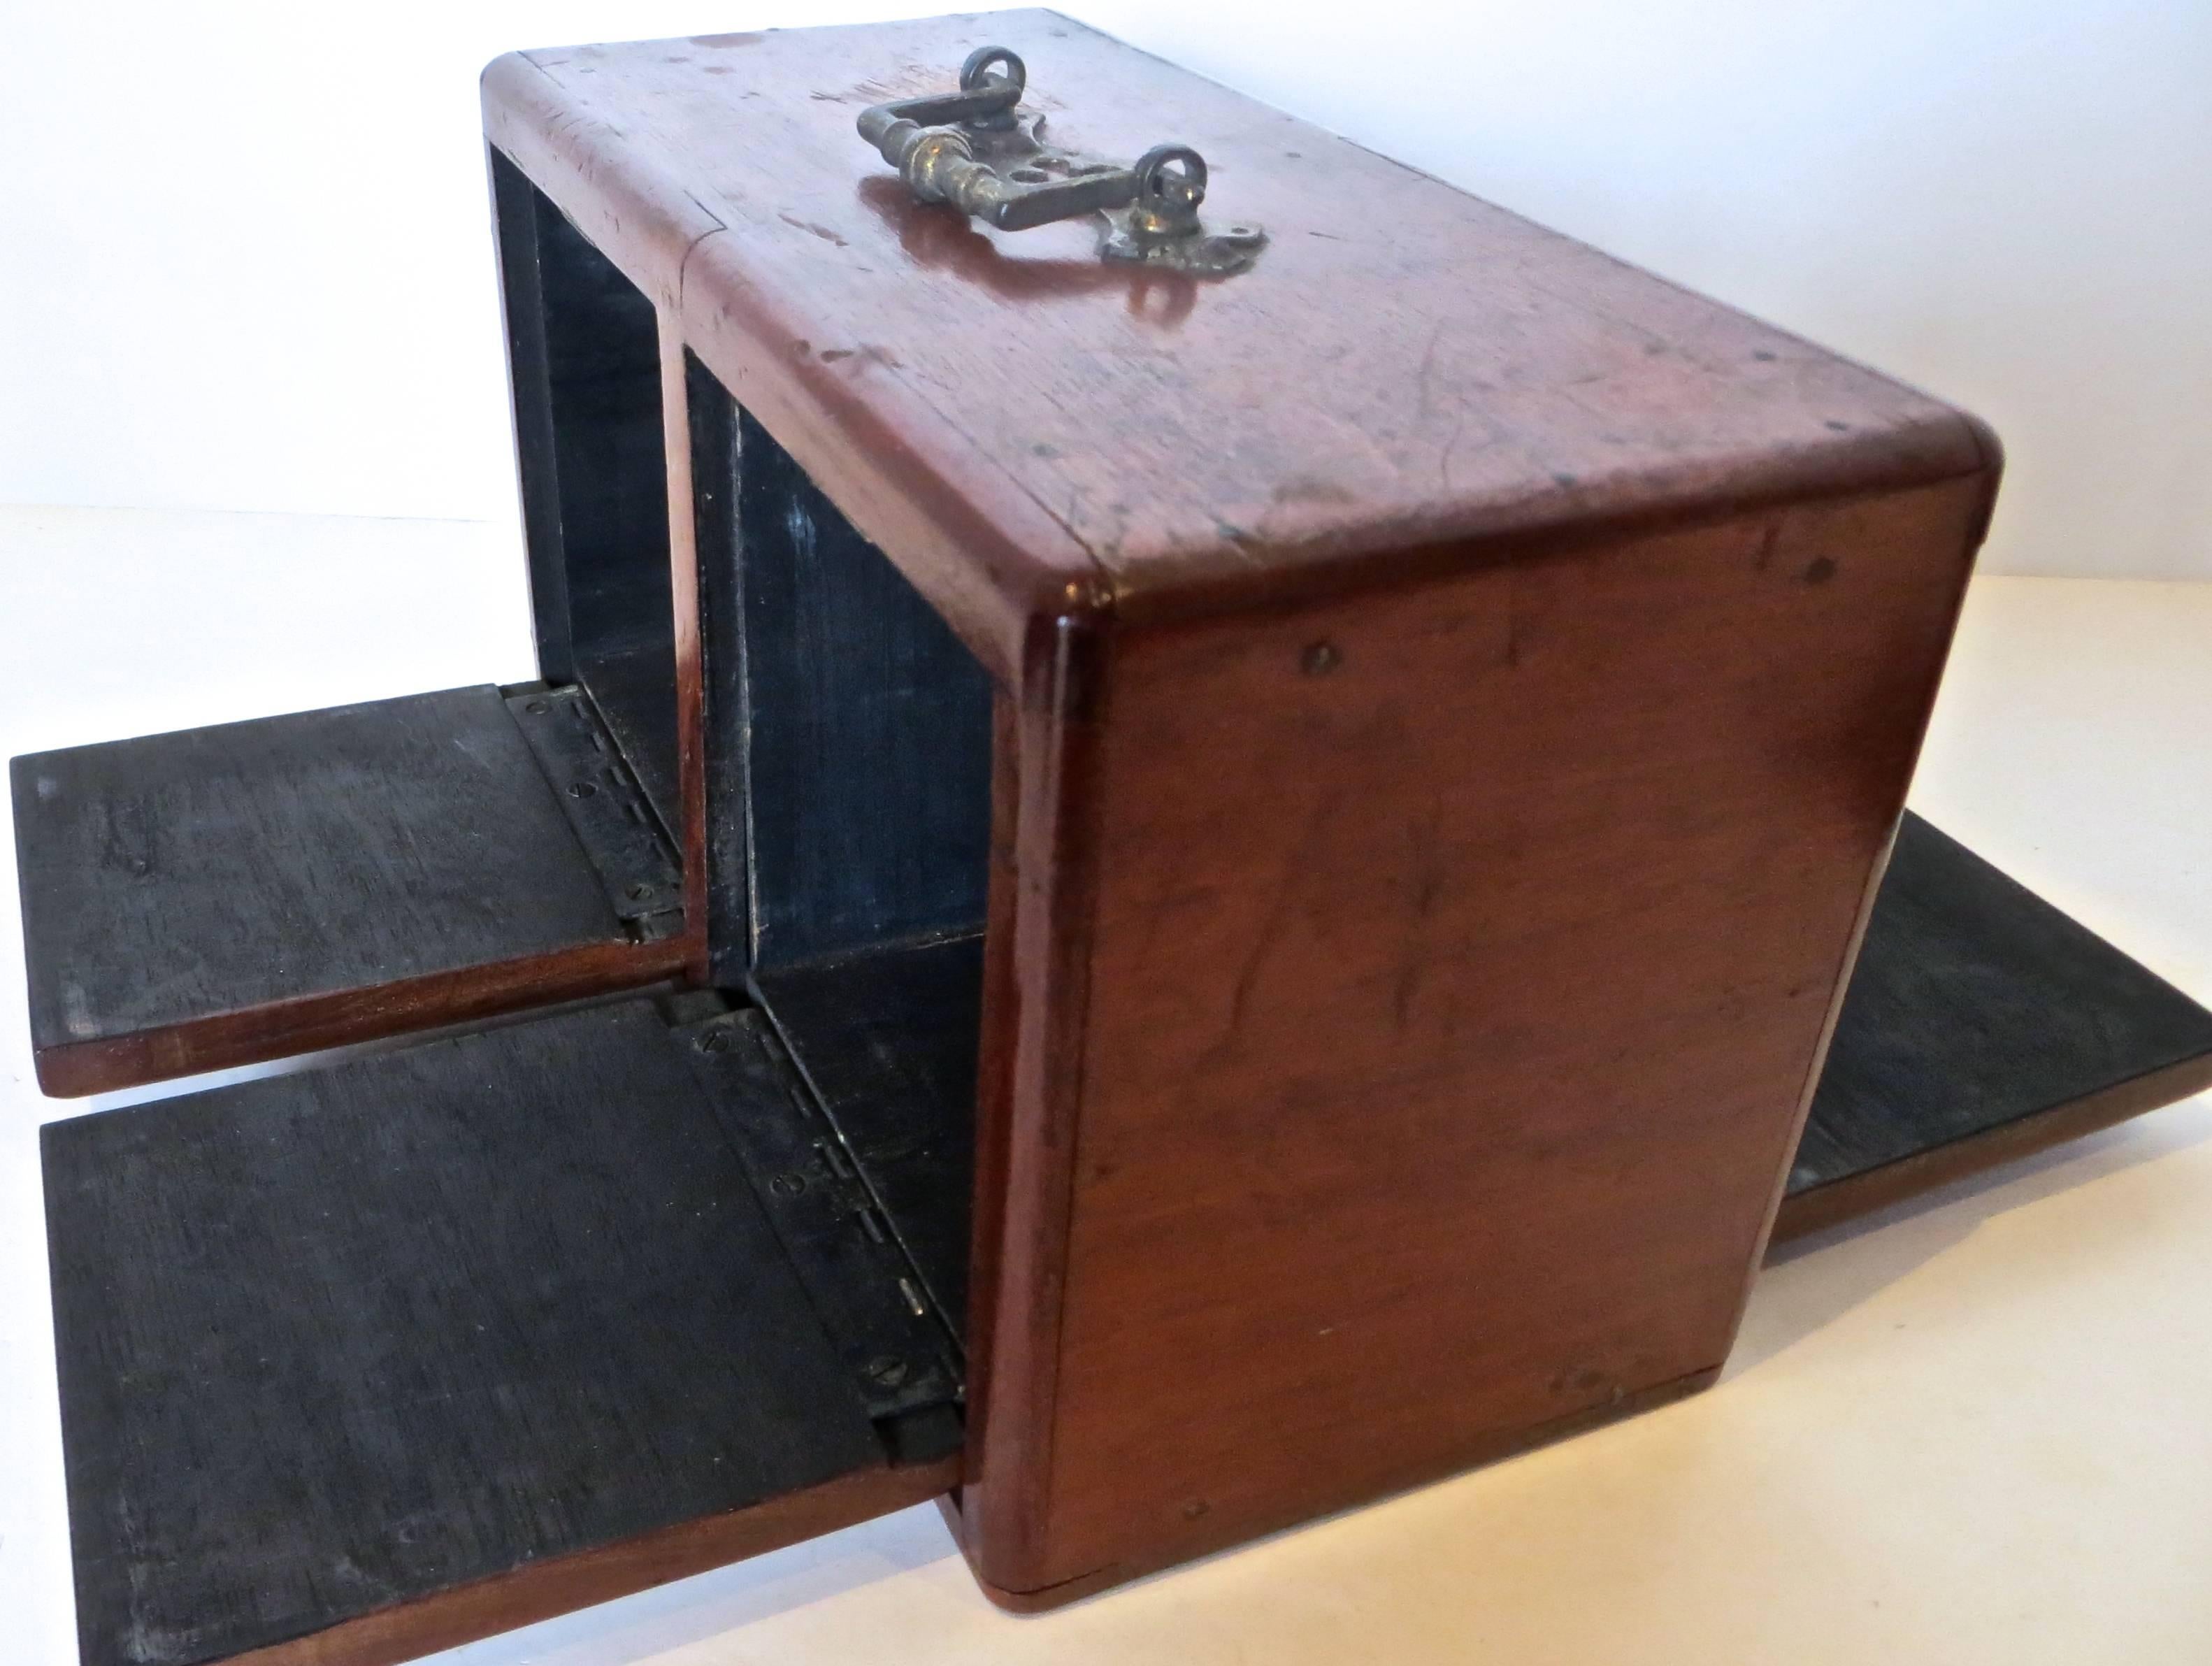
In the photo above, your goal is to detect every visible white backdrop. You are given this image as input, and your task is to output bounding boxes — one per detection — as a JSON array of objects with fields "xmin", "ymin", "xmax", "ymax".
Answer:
[{"xmin": 3, "ymin": 0, "xmax": 2206, "ymax": 578}]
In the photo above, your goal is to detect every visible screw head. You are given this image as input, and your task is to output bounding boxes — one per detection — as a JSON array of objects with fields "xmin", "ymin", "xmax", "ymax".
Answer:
[
  {"xmin": 569, "ymin": 781, "xmax": 597, "ymax": 798},
  {"xmin": 864, "ymin": 1355, "xmax": 910, "ymax": 1389},
  {"xmin": 626, "ymin": 881, "xmax": 654, "ymax": 900},
  {"xmin": 768, "ymin": 1171, "xmax": 806, "ymax": 1197},
  {"xmin": 524, "ymin": 698, "xmax": 550, "ymax": 715},
  {"xmin": 696, "ymin": 1029, "xmax": 731, "ymax": 1055}
]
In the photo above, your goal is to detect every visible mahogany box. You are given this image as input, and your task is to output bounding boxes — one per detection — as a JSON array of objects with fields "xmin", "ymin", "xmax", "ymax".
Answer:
[{"xmin": 14, "ymin": 13, "xmax": 2212, "ymax": 1665}]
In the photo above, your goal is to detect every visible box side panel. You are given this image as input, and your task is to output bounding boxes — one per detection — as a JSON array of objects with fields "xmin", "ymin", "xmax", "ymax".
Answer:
[{"xmin": 1011, "ymin": 476, "xmax": 1983, "ymax": 1589}]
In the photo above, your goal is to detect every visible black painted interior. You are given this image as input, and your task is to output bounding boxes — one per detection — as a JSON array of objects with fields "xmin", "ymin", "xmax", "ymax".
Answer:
[
  {"xmin": 679, "ymin": 358, "xmax": 995, "ymax": 1343},
  {"xmin": 498, "ymin": 153, "xmax": 682, "ymax": 845},
  {"xmin": 9, "ymin": 686, "xmax": 665, "ymax": 1085},
  {"xmin": 1795, "ymin": 813, "xmax": 2212, "ymax": 1200},
  {"xmin": 43, "ymin": 1000, "xmax": 896, "ymax": 1666},
  {"xmin": 725, "ymin": 404, "xmax": 996, "ymax": 972},
  {"xmin": 499, "ymin": 154, "xmax": 996, "ymax": 1356}
]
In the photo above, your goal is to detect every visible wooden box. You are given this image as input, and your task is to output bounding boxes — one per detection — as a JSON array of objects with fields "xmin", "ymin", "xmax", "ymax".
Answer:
[{"xmin": 15, "ymin": 13, "xmax": 2212, "ymax": 1663}]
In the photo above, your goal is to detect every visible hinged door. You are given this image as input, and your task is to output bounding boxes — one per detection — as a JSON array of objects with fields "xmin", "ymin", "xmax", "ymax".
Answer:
[
  {"xmin": 43, "ymin": 997, "xmax": 961, "ymax": 1666},
  {"xmin": 15, "ymin": 684, "xmax": 685, "ymax": 1094}
]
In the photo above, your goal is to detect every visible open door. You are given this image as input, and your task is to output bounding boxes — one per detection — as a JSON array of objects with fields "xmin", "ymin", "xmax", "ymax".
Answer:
[
  {"xmin": 44, "ymin": 998, "xmax": 961, "ymax": 1666},
  {"xmin": 1778, "ymin": 814, "xmax": 2212, "ymax": 1242},
  {"xmin": 22, "ymin": 159, "xmax": 998, "ymax": 1666},
  {"xmin": 13, "ymin": 683, "xmax": 685, "ymax": 1094},
  {"xmin": 16, "ymin": 155, "xmax": 704, "ymax": 1098}
]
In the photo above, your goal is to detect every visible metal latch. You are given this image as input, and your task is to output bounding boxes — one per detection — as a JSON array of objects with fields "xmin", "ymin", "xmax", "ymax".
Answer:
[{"xmin": 856, "ymin": 47, "xmax": 1267, "ymax": 276}]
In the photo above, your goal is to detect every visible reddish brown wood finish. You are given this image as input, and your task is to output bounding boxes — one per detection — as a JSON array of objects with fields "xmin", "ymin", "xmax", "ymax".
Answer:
[
  {"xmin": 965, "ymin": 1368, "xmax": 1721, "ymax": 1612},
  {"xmin": 483, "ymin": 6, "xmax": 2004, "ymax": 1612},
  {"xmin": 963, "ymin": 477, "xmax": 1988, "ymax": 1597},
  {"xmin": 481, "ymin": 10, "xmax": 1993, "ymax": 680},
  {"xmin": 956, "ymin": 614, "xmax": 1115, "ymax": 1588},
  {"xmin": 31, "ymin": 936, "xmax": 686, "ymax": 1098},
  {"xmin": 959, "ymin": 694, "xmax": 1028, "ymax": 1484}
]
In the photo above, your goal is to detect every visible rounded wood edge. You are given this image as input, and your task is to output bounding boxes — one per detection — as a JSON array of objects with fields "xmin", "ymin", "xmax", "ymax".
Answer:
[
  {"xmin": 480, "ymin": 64, "xmax": 1112, "ymax": 687},
  {"xmin": 954, "ymin": 612, "xmax": 1119, "ymax": 1592},
  {"xmin": 1769, "ymin": 1050, "xmax": 2212, "ymax": 1249},
  {"xmin": 1105, "ymin": 463, "xmax": 2000, "ymax": 638},
  {"xmin": 964, "ymin": 1365, "xmax": 1723, "ymax": 1611}
]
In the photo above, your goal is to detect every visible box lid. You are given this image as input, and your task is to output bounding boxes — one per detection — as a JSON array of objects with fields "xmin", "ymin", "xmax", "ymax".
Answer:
[{"xmin": 484, "ymin": 9, "xmax": 1993, "ymax": 675}]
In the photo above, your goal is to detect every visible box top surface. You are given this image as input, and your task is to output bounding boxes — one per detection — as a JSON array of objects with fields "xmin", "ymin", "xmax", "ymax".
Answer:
[{"xmin": 485, "ymin": 10, "xmax": 1991, "ymax": 664}]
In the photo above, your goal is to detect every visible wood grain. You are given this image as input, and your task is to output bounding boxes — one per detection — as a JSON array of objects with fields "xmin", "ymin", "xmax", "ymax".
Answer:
[
  {"xmin": 465, "ymin": 6, "xmax": 2074, "ymax": 1618},
  {"xmin": 13, "ymin": 686, "xmax": 682, "ymax": 1095},
  {"xmin": 964, "ymin": 1367, "xmax": 1720, "ymax": 1612},
  {"xmin": 955, "ymin": 613, "xmax": 1114, "ymax": 1588},
  {"xmin": 44, "ymin": 999, "xmax": 949, "ymax": 1666},
  {"xmin": 970, "ymin": 477, "xmax": 1985, "ymax": 1593},
  {"xmin": 1776, "ymin": 1052, "xmax": 2212, "ymax": 1247},
  {"xmin": 482, "ymin": 10, "xmax": 1995, "ymax": 678},
  {"xmin": 28, "ymin": 935, "xmax": 684, "ymax": 1099}
]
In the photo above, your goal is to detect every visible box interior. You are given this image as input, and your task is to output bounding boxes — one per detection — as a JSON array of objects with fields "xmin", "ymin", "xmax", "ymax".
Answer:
[{"xmin": 515, "ymin": 180, "xmax": 684, "ymax": 834}]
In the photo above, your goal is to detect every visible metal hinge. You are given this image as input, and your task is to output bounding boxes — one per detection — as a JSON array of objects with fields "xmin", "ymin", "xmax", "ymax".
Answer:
[
  {"xmin": 672, "ymin": 1001, "xmax": 964, "ymax": 1463},
  {"xmin": 506, "ymin": 684, "xmax": 684, "ymax": 941}
]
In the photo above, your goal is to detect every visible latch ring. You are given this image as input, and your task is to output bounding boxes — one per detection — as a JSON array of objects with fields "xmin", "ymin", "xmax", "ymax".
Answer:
[
  {"xmin": 1129, "ymin": 144, "xmax": 1207, "ymax": 240},
  {"xmin": 958, "ymin": 45, "xmax": 1025, "ymax": 100},
  {"xmin": 854, "ymin": 48, "xmax": 1266, "ymax": 276}
]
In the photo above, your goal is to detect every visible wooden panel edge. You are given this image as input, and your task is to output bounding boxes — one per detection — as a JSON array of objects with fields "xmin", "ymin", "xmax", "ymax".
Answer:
[
  {"xmin": 219, "ymin": 1455, "xmax": 960, "ymax": 1666},
  {"xmin": 1106, "ymin": 459, "xmax": 2002, "ymax": 635},
  {"xmin": 956, "ymin": 611, "xmax": 1115, "ymax": 1593},
  {"xmin": 1768, "ymin": 1049, "xmax": 2212, "ymax": 1249},
  {"xmin": 659, "ymin": 312, "xmax": 712, "ymax": 986},
  {"xmin": 32, "ymin": 937, "xmax": 688, "ymax": 1097},
  {"xmin": 958, "ymin": 1365, "xmax": 1722, "ymax": 1613},
  {"xmin": 1721, "ymin": 471, "xmax": 1990, "ymax": 1325},
  {"xmin": 480, "ymin": 61, "xmax": 1104, "ymax": 687}
]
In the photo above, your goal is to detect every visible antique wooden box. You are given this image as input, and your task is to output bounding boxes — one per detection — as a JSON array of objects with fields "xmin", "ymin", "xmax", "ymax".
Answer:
[{"xmin": 16, "ymin": 13, "xmax": 2212, "ymax": 1664}]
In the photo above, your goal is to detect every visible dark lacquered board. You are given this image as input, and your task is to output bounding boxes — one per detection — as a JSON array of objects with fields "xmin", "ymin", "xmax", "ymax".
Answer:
[
  {"xmin": 42, "ymin": 998, "xmax": 955, "ymax": 1666},
  {"xmin": 1776, "ymin": 812, "xmax": 2212, "ymax": 1242},
  {"xmin": 11, "ymin": 685, "xmax": 684, "ymax": 1095},
  {"xmin": 758, "ymin": 933, "xmax": 988, "ymax": 1333}
]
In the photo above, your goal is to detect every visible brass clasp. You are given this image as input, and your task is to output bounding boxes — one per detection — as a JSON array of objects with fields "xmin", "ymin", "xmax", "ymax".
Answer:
[{"xmin": 856, "ymin": 48, "xmax": 1266, "ymax": 276}]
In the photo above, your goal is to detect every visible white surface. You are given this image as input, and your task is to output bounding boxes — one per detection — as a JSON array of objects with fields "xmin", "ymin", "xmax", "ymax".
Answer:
[
  {"xmin": 0, "ymin": 505, "xmax": 2207, "ymax": 1662},
  {"xmin": 4, "ymin": 0, "xmax": 2211, "ymax": 578}
]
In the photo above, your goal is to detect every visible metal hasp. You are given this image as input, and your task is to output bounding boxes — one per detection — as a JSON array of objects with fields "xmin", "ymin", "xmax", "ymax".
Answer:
[{"xmin": 856, "ymin": 47, "xmax": 1267, "ymax": 276}]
